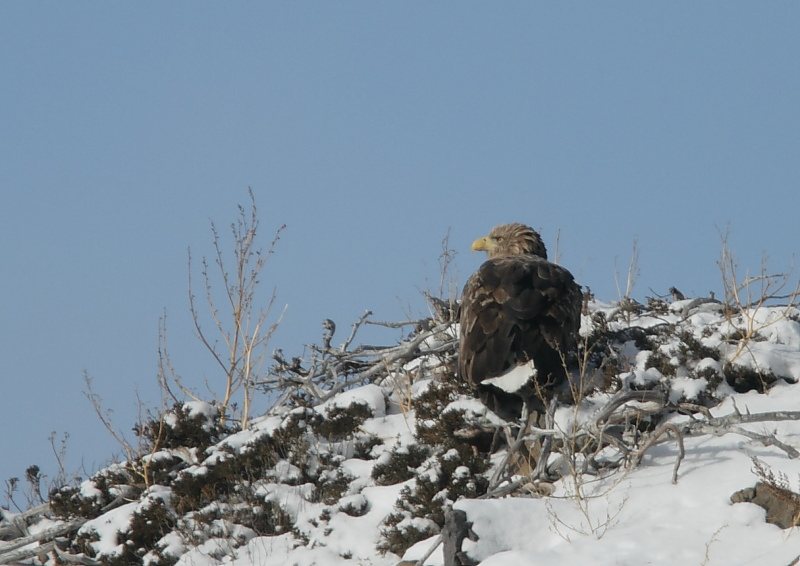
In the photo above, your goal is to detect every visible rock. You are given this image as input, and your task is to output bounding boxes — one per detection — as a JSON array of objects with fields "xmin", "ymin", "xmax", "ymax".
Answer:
[{"xmin": 731, "ymin": 482, "xmax": 800, "ymax": 529}]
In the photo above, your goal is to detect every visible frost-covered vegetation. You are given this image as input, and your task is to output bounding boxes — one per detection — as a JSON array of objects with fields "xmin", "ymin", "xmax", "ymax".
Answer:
[
  {"xmin": 4, "ymin": 197, "xmax": 800, "ymax": 565},
  {"xmin": 3, "ymin": 292, "xmax": 800, "ymax": 565}
]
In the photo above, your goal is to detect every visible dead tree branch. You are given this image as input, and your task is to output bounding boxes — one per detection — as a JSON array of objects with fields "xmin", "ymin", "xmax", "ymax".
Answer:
[
  {"xmin": 0, "ymin": 517, "xmax": 84, "ymax": 564},
  {"xmin": 185, "ymin": 189, "xmax": 285, "ymax": 427},
  {"xmin": 262, "ymin": 305, "xmax": 455, "ymax": 407}
]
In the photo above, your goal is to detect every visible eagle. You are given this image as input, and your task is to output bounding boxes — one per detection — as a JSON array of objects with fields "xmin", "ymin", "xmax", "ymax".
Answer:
[{"xmin": 458, "ymin": 223, "xmax": 583, "ymax": 421}]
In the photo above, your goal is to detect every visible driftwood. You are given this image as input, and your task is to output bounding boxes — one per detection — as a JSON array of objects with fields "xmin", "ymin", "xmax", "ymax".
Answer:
[
  {"xmin": 0, "ymin": 516, "xmax": 84, "ymax": 564},
  {"xmin": 0, "ymin": 493, "xmax": 131, "ymax": 565},
  {"xmin": 0, "ymin": 502, "xmax": 50, "ymax": 541},
  {"xmin": 413, "ymin": 507, "xmax": 479, "ymax": 566},
  {"xmin": 0, "ymin": 541, "xmax": 55, "ymax": 565},
  {"xmin": 442, "ymin": 507, "xmax": 478, "ymax": 566},
  {"xmin": 479, "ymin": 388, "xmax": 800, "ymax": 491},
  {"xmin": 266, "ymin": 310, "xmax": 456, "ymax": 406}
]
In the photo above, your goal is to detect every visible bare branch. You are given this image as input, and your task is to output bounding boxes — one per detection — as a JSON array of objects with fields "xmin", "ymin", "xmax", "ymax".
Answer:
[
  {"xmin": 630, "ymin": 423, "xmax": 685, "ymax": 484},
  {"xmin": 181, "ymin": 192, "xmax": 286, "ymax": 427},
  {"xmin": 342, "ymin": 310, "xmax": 372, "ymax": 352},
  {"xmin": 365, "ymin": 318, "xmax": 430, "ymax": 329}
]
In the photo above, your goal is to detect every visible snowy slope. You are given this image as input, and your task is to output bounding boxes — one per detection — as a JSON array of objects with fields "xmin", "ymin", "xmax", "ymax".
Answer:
[{"xmin": 3, "ymin": 298, "xmax": 800, "ymax": 566}]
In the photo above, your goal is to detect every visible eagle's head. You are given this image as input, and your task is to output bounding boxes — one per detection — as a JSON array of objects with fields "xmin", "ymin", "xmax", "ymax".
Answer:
[{"xmin": 471, "ymin": 223, "xmax": 547, "ymax": 259}]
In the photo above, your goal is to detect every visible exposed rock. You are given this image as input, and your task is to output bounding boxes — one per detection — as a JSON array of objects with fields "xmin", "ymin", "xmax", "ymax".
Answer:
[{"xmin": 731, "ymin": 482, "xmax": 800, "ymax": 529}]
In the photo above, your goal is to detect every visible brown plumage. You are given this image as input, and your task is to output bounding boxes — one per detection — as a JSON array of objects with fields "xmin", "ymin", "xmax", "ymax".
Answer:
[{"xmin": 458, "ymin": 223, "xmax": 582, "ymax": 420}]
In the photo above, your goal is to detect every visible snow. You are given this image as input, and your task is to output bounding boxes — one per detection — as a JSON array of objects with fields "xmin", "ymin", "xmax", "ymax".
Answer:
[
  {"xmin": 400, "ymin": 426, "xmax": 800, "ymax": 566},
  {"xmin": 185, "ymin": 400, "xmax": 217, "ymax": 421},
  {"xmin": 79, "ymin": 500, "xmax": 138, "ymax": 556},
  {"xmin": 445, "ymin": 398, "xmax": 506, "ymax": 426},
  {"xmin": 317, "ymin": 383, "xmax": 387, "ymax": 418},
  {"xmin": 445, "ymin": 433, "xmax": 800, "ymax": 566},
  {"xmin": 361, "ymin": 412, "xmax": 416, "ymax": 446},
  {"xmin": 727, "ymin": 341, "xmax": 800, "ymax": 381},
  {"xmin": 7, "ymin": 301, "xmax": 800, "ymax": 566},
  {"xmin": 225, "ymin": 534, "xmax": 372, "ymax": 566},
  {"xmin": 271, "ymin": 460, "xmax": 302, "ymax": 483},
  {"xmin": 669, "ymin": 375, "xmax": 708, "ymax": 402},
  {"xmin": 77, "ymin": 485, "xmax": 174, "ymax": 559},
  {"xmin": 341, "ymin": 457, "xmax": 375, "ymax": 481},
  {"xmin": 79, "ymin": 478, "xmax": 104, "ymax": 501},
  {"xmin": 482, "ymin": 360, "xmax": 536, "ymax": 393},
  {"xmin": 150, "ymin": 531, "xmax": 185, "ymax": 565},
  {"xmin": 320, "ymin": 485, "xmax": 406, "ymax": 560},
  {"xmin": 220, "ymin": 415, "xmax": 284, "ymax": 451}
]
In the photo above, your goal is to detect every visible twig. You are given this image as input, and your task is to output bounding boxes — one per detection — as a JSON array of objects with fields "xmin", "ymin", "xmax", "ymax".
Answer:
[
  {"xmin": 365, "ymin": 318, "xmax": 430, "ymax": 329},
  {"xmin": 532, "ymin": 398, "xmax": 559, "ymax": 480},
  {"xmin": 687, "ymin": 423, "xmax": 800, "ymax": 459},
  {"xmin": 590, "ymin": 390, "xmax": 667, "ymax": 428},
  {"xmin": 54, "ymin": 546, "xmax": 103, "ymax": 565},
  {"xmin": 415, "ymin": 534, "xmax": 442, "ymax": 566},
  {"xmin": 487, "ymin": 404, "xmax": 530, "ymax": 490},
  {"xmin": 481, "ymin": 476, "xmax": 530, "ymax": 499},
  {"xmin": 630, "ymin": 423, "xmax": 685, "ymax": 483},
  {"xmin": 702, "ymin": 410, "xmax": 800, "ymax": 428},
  {"xmin": 342, "ymin": 310, "xmax": 372, "ymax": 352}
]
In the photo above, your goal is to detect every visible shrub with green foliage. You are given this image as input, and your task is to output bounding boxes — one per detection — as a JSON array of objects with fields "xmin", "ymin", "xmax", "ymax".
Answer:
[
  {"xmin": 50, "ymin": 467, "xmax": 134, "ymax": 520},
  {"xmin": 378, "ymin": 445, "xmax": 488, "ymax": 556},
  {"xmin": 371, "ymin": 443, "xmax": 431, "ymax": 486},
  {"xmin": 135, "ymin": 403, "xmax": 229, "ymax": 453},
  {"xmin": 311, "ymin": 402, "xmax": 373, "ymax": 440}
]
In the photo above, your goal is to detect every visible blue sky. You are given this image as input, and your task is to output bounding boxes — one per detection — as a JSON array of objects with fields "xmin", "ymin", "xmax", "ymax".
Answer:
[{"xmin": 2, "ymin": 3, "xmax": 799, "ymax": 496}]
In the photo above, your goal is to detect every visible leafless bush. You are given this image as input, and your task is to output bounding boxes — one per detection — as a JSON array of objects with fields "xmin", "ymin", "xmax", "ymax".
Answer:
[
  {"xmin": 185, "ymin": 189, "xmax": 286, "ymax": 428},
  {"xmin": 612, "ymin": 238, "xmax": 642, "ymax": 326},
  {"xmin": 717, "ymin": 228, "xmax": 800, "ymax": 365},
  {"xmin": 435, "ymin": 227, "xmax": 459, "ymax": 304},
  {"xmin": 83, "ymin": 373, "xmax": 165, "ymax": 489},
  {"xmin": 3, "ymin": 432, "xmax": 76, "ymax": 514},
  {"xmin": 614, "ymin": 238, "xmax": 640, "ymax": 303},
  {"xmin": 547, "ymin": 343, "xmax": 630, "ymax": 539}
]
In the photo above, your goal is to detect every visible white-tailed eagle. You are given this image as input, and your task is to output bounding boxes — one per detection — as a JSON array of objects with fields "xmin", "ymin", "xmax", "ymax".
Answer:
[{"xmin": 458, "ymin": 223, "xmax": 582, "ymax": 420}]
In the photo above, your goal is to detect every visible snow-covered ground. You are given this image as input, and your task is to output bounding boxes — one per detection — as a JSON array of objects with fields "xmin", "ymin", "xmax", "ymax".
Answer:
[
  {"xmin": 406, "ymin": 383, "xmax": 800, "ymax": 566},
  {"xmin": 3, "ymin": 299, "xmax": 800, "ymax": 566}
]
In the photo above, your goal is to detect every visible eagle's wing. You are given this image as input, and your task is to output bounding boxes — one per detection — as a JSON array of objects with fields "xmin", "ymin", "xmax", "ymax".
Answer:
[{"xmin": 458, "ymin": 255, "xmax": 582, "ymax": 393}]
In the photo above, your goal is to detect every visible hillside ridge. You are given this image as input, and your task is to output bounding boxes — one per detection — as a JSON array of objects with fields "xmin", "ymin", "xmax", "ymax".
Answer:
[{"xmin": 3, "ymin": 295, "xmax": 800, "ymax": 566}]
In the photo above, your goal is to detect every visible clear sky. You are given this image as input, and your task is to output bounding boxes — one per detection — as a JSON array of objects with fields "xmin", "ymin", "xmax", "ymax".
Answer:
[{"xmin": 2, "ymin": 3, "xmax": 799, "ymax": 497}]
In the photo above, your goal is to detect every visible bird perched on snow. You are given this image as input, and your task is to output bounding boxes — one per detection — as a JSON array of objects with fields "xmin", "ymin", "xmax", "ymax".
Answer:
[{"xmin": 458, "ymin": 223, "xmax": 583, "ymax": 421}]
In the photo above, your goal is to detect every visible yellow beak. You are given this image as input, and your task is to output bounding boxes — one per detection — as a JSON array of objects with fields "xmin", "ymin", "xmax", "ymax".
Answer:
[{"xmin": 471, "ymin": 236, "xmax": 490, "ymax": 252}]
